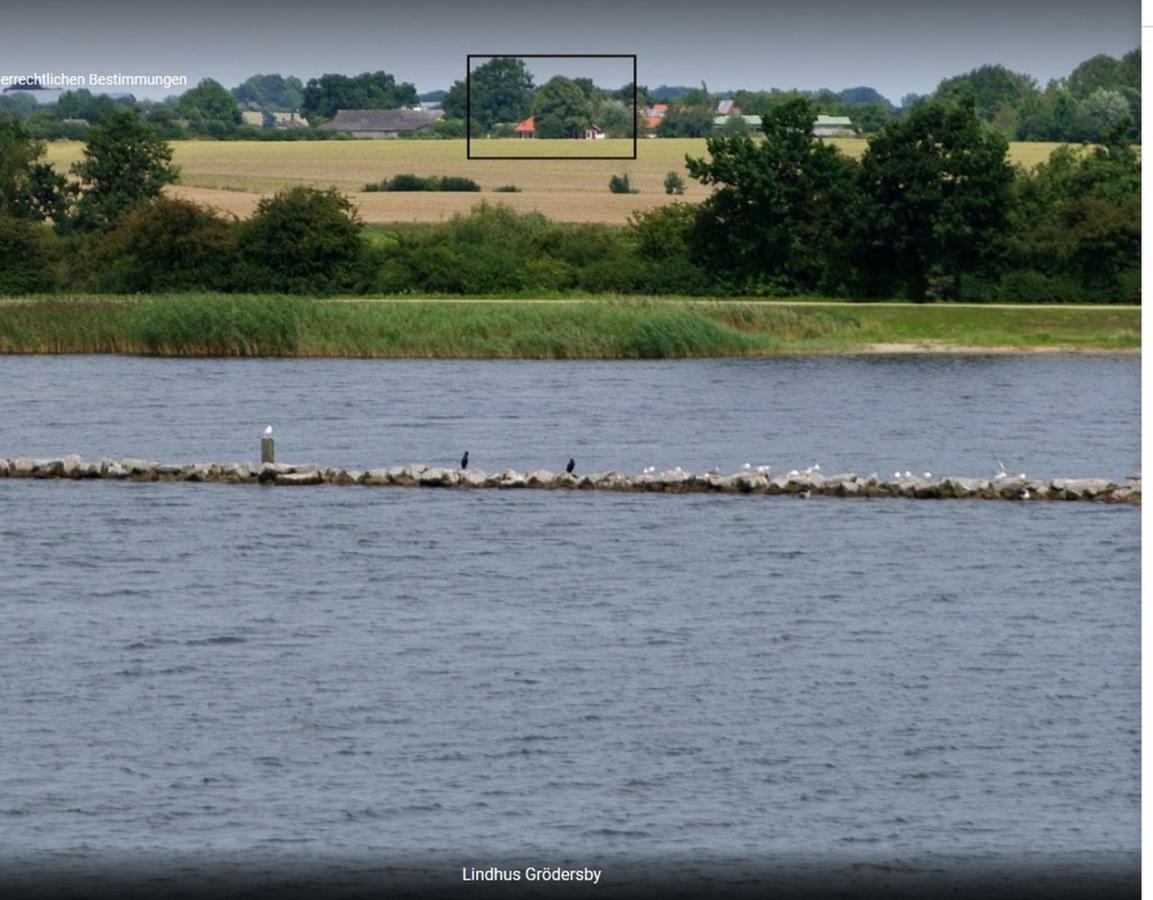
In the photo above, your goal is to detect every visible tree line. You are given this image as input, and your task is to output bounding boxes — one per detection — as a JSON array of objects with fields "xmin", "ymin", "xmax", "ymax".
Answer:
[
  {"xmin": 0, "ymin": 49, "xmax": 1137, "ymax": 143},
  {"xmin": 0, "ymin": 98, "xmax": 1138, "ymax": 302}
]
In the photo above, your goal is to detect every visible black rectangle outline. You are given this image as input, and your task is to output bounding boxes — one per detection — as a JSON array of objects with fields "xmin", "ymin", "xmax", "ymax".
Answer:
[{"xmin": 466, "ymin": 54, "xmax": 638, "ymax": 160}]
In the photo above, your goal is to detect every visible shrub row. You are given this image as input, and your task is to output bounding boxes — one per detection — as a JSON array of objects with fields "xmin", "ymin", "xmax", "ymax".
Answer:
[
  {"xmin": 362, "ymin": 174, "xmax": 481, "ymax": 192},
  {"xmin": 0, "ymin": 191, "xmax": 1138, "ymax": 303}
]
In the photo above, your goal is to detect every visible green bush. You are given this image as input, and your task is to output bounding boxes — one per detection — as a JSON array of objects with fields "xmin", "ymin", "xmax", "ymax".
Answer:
[
  {"xmin": 663, "ymin": 170, "xmax": 686, "ymax": 195},
  {"xmin": 95, "ymin": 196, "xmax": 237, "ymax": 292},
  {"xmin": 0, "ymin": 217, "xmax": 56, "ymax": 294},
  {"xmin": 493, "ymin": 184, "xmax": 522, "ymax": 193},
  {"xmin": 437, "ymin": 176, "xmax": 481, "ymax": 192},
  {"xmin": 609, "ymin": 173, "xmax": 638, "ymax": 194},
  {"xmin": 236, "ymin": 186, "xmax": 366, "ymax": 294},
  {"xmin": 364, "ymin": 174, "xmax": 482, "ymax": 192}
]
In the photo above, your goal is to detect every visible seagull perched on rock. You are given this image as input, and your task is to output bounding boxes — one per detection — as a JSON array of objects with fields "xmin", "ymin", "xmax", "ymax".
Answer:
[
  {"xmin": 994, "ymin": 460, "xmax": 1008, "ymax": 481},
  {"xmin": 923, "ymin": 471, "xmax": 932, "ymax": 479},
  {"xmin": 263, "ymin": 425, "xmax": 273, "ymax": 437},
  {"xmin": 756, "ymin": 465, "xmax": 771, "ymax": 474},
  {"xmin": 904, "ymin": 470, "xmax": 913, "ymax": 479},
  {"xmin": 742, "ymin": 463, "xmax": 752, "ymax": 471},
  {"xmin": 788, "ymin": 469, "xmax": 800, "ymax": 477},
  {"xmin": 643, "ymin": 466, "xmax": 656, "ymax": 475}
]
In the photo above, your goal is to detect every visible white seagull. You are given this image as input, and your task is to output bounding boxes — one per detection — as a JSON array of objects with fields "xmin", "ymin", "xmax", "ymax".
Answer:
[{"xmin": 263, "ymin": 425, "xmax": 273, "ymax": 437}]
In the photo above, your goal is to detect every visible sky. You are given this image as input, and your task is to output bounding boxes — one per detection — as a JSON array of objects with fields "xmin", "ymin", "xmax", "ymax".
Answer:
[{"xmin": 0, "ymin": 0, "xmax": 1140, "ymax": 102}]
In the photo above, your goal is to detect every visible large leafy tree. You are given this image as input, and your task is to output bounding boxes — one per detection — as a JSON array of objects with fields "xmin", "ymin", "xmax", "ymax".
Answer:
[
  {"xmin": 855, "ymin": 100, "xmax": 1015, "ymax": 300},
  {"xmin": 177, "ymin": 78, "xmax": 242, "ymax": 132},
  {"xmin": 300, "ymin": 71, "xmax": 418, "ymax": 122},
  {"xmin": 67, "ymin": 110, "xmax": 178, "ymax": 233},
  {"xmin": 232, "ymin": 74, "xmax": 305, "ymax": 111},
  {"xmin": 0, "ymin": 115, "xmax": 68, "ymax": 222},
  {"xmin": 463, "ymin": 57, "xmax": 535, "ymax": 131},
  {"xmin": 933, "ymin": 64, "xmax": 1039, "ymax": 123},
  {"xmin": 685, "ymin": 98, "xmax": 860, "ymax": 292},
  {"xmin": 532, "ymin": 76, "xmax": 592, "ymax": 138}
]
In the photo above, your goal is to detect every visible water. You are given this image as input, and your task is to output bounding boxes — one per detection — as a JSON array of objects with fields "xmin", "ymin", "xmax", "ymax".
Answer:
[{"xmin": 0, "ymin": 355, "xmax": 1139, "ymax": 896}]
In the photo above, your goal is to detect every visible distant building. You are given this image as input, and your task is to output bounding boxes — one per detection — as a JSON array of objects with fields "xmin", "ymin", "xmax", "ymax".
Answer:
[
  {"xmin": 318, "ymin": 108, "xmax": 443, "ymax": 138},
  {"xmin": 514, "ymin": 116, "xmax": 605, "ymax": 140},
  {"xmin": 242, "ymin": 110, "xmax": 309, "ymax": 129},
  {"xmin": 2, "ymin": 85, "xmax": 62, "ymax": 105},
  {"xmin": 710, "ymin": 113, "xmax": 860, "ymax": 137},
  {"xmin": 712, "ymin": 114, "xmax": 763, "ymax": 132},
  {"xmin": 812, "ymin": 115, "xmax": 858, "ymax": 137},
  {"xmin": 716, "ymin": 99, "xmax": 741, "ymax": 116},
  {"xmin": 642, "ymin": 104, "xmax": 668, "ymax": 132}
]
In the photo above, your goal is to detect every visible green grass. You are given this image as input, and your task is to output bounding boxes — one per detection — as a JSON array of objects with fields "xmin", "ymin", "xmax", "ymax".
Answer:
[{"xmin": 0, "ymin": 295, "xmax": 1139, "ymax": 357}]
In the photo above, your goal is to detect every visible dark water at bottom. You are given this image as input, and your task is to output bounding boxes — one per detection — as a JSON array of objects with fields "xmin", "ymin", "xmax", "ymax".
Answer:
[
  {"xmin": 0, "ymin": 355, "xmax": 1139, "ymax": 897},
  {"xmin": 0, "ymin": 483, "xmax": 1138, "ymax": 897}
]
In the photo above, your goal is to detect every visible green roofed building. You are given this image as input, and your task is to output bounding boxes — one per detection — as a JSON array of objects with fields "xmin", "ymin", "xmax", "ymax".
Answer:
[
  {"xmin": 711, "ymin": 113, "xmax": 859, "ymax": 137},
  {"xmin": 812, "ymin": 115, "xmax": 857, "ymax": 137}
]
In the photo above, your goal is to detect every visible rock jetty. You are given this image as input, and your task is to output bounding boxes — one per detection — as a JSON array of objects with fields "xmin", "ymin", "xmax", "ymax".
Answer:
[{"xmin": 0, "ymin": 456, "xmax": 1140, "ymax": 504}]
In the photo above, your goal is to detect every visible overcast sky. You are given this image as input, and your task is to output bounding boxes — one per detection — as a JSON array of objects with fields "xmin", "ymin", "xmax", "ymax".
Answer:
[{"xmin": 1, "ymin": 0, "xmax": 1140, "ymax": 102}]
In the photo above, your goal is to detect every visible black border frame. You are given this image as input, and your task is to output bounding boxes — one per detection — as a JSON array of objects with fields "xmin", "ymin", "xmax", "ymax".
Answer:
[{"xmin": 465, "ymin": 54, "xmax": 638, "ymax": 160}]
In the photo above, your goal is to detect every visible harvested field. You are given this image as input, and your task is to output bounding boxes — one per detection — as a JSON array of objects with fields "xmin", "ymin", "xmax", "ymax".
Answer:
[{"xmin": 42, "ymin": 138, "xmax": 1077, "ymax": 224}]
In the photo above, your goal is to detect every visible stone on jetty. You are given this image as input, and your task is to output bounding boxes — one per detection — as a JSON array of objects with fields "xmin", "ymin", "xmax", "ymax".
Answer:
[
  {"xmin": 526, "ymin": 469, "xmax": 555, "ymax": 488},
  {"xmin": 362, "ymin": 468, "xmax": 392, "ymax": 486},
  {"xmin": 498, "ymin": 469, "xmax": 527, "ymax": 488}
]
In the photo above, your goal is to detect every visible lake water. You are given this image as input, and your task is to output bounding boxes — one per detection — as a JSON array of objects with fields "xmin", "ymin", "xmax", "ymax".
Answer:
[{"xmin": 0, "ymin": 355, "xmax": 1139, "ymax": 898}]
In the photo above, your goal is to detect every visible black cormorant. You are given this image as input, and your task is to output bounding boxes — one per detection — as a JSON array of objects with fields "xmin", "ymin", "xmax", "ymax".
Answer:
[
  {"xmin": 460, "ymin": 451, "xmax": 469, "ymax": 470},
  {"xmin": 566, "ymin": 458, "xmax": 575, "ymax": 474}
]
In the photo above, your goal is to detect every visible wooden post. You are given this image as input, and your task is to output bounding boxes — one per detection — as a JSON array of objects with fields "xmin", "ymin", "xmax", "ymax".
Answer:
[{"xmin": 261, "ymin": 436, "xmax": 275, "ymax": 464}]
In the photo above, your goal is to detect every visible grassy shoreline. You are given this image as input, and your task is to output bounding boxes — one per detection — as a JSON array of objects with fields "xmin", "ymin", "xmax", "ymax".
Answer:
[{"xmin": 0, "ymin": 295, "xmax": 1139, "ymax": 358}]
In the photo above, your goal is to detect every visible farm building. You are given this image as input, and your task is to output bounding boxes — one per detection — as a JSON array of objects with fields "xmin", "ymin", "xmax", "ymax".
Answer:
[
  {"xmin": 241, "ymin": 110, "xmax": 308, "ymax": 129},
  {"xmin": 712, "ymin": 114, "xmax": 764, "ymax": 132},
  {"xmin": 642, "ymin": 104, "xmax": 668, "ymax": 132},
  {"xmin": 319, "ymin": 108, "xmax": 443, "ymax": 138},
  {"xmin": 710, "ymin": 113, "xmax": 859, "ymax": 137},
  {"xmin": 514, "ymin": 117, "xmax": 606, "ymax": 139},
  {"xmin": 716, "ymin": 99, "xmax": 741, "ymax": 116},
  {"xmin": 812, "ymin": 115, "xmax": 858, "ymax": 137}
]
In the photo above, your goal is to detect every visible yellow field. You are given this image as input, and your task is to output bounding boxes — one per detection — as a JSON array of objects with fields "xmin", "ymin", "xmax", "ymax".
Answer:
[{"xmin": 41, "ymin": 138, "xmax": 1075, "ymax": 224}]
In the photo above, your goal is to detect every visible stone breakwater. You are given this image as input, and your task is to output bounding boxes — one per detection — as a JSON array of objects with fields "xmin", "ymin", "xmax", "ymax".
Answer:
[{"xmin": 0, "ymin": 456, "xmax": 1140, "ymax": 504}]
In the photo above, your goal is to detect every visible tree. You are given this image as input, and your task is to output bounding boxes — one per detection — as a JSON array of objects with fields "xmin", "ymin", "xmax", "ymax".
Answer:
[
  {"xmin": 68, "ymin": 110, "xmax": 178, "ymax": 233},
  {"xmin": 685, "ymin": 99, "xmax": 861, "ymax": 293},
  {"xmin": 1066, "ymin": 53, "xmax": 1124, "ymax": 99},
  {"xmin": 0, "ymin": 115, "xmax": 68, "ymax": 222},
  {"xmin": 465, "ymin": 57, "xmax": 535, "ymax": 131},
  {"xmin": 236, "ymin": 186, "xmax": 364, "ymax": 293},
  {"xmin": 838, "ymin": 86, "xmax": 893, "ymax": 108},
  {"xmin": 56, "ymin": 89, "xmax": 129, "ymax": 124},
  {"xmin": 178, "ymin": 78, "xmax": 242, "ymax": 132},
  {"xmin": 1080, "ymin": 88, "xmax": 1132, "ymax": 136},
  {"xmin": 657, "ymin": 104, "xmax": 715, "ymax": 137},
  {"xmin": 300, "ymin": 72, "xmax": 418, "ymax": 122},
  {"xmin": 856, "ymin": 100, "xmax": 1015, "ymax": 300},
  {"xmin": 597, "ymin": 99, "xmax": 635, "ymax": 138},
  {"xmin": 532, "ymin": 76, "xmax": 592, "ymax": 138},
  {"xmin": 441, "ymin": 80, "xmax": 468, "ymax": 119},
  {"xmin": 933, "ymin": 64, "xmax": 1038, "ymax": 122},
  {"xmin": 233, "ymin": 74, "xmax": 304, "ymax": 111}
]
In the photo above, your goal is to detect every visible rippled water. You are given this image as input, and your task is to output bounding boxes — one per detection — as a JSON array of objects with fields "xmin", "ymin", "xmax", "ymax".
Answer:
[{"xmin": 0, "ymin": 355, "xmax": 1139, "ymax": 896}]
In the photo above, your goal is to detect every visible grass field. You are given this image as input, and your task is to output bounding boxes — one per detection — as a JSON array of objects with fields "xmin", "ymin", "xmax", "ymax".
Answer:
[
  {"xmin": 41, "ymin": 138, "xmax": 1076, "ymax": 224},
  {"xmin": 0, "ymin": 296, "xmax": 1138, "ymax": 358}
]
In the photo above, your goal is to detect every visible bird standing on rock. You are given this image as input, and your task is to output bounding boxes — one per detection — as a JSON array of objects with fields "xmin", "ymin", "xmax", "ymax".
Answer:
[
  {"xmin": 566, "ymin": 458, "xmax": 575, "ymax": 474},
  {"xmin": 460, "ymin": 451, "xmax": 469, "ymax": 470}
]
